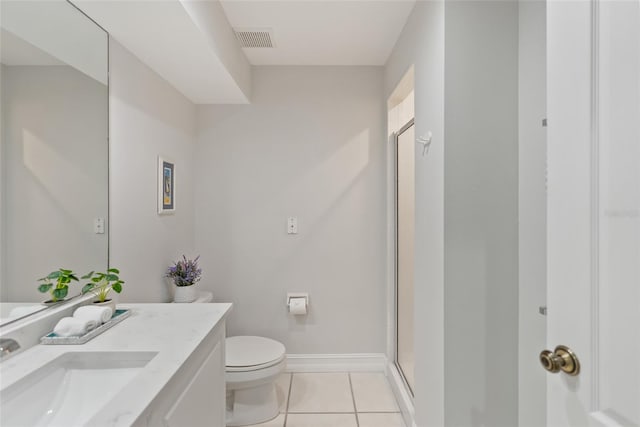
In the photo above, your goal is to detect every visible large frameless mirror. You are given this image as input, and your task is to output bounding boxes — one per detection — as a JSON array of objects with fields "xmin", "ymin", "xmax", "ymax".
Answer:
[{"xmin": 0, "ymin": 0, "xmax": 108, "ymax": 325}]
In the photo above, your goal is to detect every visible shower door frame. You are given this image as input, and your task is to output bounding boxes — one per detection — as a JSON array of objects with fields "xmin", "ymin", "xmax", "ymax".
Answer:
[{"xmin": 394, "ymin": 118, "xmax": 416, "ymax": 398}]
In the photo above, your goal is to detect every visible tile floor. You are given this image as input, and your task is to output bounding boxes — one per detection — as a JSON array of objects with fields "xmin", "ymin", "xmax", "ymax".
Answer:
[{"xmin": 246, "ymin": 372, "xmax": 406, "ymax": 427}]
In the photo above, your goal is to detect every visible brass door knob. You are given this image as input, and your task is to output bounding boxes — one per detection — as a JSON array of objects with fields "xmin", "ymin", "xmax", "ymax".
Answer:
[{"xmin": 539, "ymin": 345, "xmax": 580, "ymax": 376}]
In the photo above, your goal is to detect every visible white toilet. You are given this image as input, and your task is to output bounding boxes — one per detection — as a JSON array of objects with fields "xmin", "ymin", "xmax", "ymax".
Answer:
[
  {"xmin": 225, "ymin": 335, "xmax": 286, "ymax": 426},
  {"xmin": 188, "ymin": 292, "xmax": 286, "ymax": 426}
]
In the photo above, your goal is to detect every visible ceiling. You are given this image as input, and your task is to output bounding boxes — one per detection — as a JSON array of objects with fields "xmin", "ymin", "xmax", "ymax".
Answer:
[
  {"xmin": 75, "ymin": 0, "xmax": 251, "ymax": 104},
  {"xmin": 74, "ymin": 0, "xmax": 415, "ymax": 104},
  {"xmin": 221, "ymin": 0, "xmax": 416, "ymax": 66},
  {"xmin": 2, "ymin": 1, "xmax": 108, "ymax": 84},
  {"xmin": 1, "ymin": 29, "xmax": 65, "ymax": 67}
]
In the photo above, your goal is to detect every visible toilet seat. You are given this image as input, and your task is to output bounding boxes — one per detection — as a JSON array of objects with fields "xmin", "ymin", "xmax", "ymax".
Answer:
[{"xmin": 226, "ymin": 336, "xmax": 285, "ymax": 372}]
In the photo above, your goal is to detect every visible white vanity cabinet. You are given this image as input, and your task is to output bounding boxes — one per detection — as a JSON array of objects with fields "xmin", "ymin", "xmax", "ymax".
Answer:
[
  {"xmin": 133, "ymin": 320, "xmax": 226, "ymax": 427},
  {"xmin": 0, "ymin": 304, "xmax": 232, "ymax": 427}
]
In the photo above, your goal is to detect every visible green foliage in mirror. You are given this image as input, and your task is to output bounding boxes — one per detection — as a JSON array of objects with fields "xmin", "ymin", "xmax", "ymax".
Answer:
[{"xmin": 37, "ymin": 269, "xmax": 79, "ymax": 302}]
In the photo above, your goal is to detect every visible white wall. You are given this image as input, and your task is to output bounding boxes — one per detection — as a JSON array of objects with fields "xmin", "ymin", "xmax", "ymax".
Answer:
[
  {"xmin": 1, "ymin": 65, "xmax": 108, "ymax": 302},
  {"xmin": 443, "ymin": 2, "xmax": 519, "ymax": 426},
  {"xmin": 109, "ymin": 40, "xmax": 197, "ymax": 303},
  {"xmin": 385, "ymin": 2, "xmax": 445, "ymax": 425},
  {"xmin": 385, "ymin": 1, "xmax": 519, "ymax": 426},
  {"xmin": 195, "ymin": 66, "xmax": 386, "ymax": 354},
  {"xmin": 518, "ymin": 1, "xmax": 547, "ymax": 425}
]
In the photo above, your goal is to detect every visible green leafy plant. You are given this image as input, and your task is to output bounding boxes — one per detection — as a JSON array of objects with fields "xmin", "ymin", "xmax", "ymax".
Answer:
[
  {"xmin": 81, "ymin": 268, "xmax": 124, "ymax": 303},
  {"xmin": 37, "ymin": 268, "xmax": 79, "ymax": 302}
]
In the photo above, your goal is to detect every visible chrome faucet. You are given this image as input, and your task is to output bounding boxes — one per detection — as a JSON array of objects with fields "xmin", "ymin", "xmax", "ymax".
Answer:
[{"xmin": 0, "ymin": 338, "xmax": 21, "ymax": 360}]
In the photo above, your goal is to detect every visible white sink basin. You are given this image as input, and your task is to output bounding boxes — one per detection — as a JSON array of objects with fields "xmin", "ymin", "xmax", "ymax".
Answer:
[{"xmin": 0, "ymin": 351, "xmax": 157, "ymax": 427}]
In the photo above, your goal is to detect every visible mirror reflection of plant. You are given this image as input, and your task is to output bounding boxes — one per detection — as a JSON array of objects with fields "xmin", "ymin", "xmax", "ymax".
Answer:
[
  {"xmin": 37, "ymin": 268, "xmax": 79, "ymax": 302},
  {"xmin": 81, "ymin": 268, "xmax": 124, "ymax": 303}
]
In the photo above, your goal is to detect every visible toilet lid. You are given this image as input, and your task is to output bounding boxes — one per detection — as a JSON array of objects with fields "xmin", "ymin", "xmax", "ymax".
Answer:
[{"xmin": 226, "ymin": 336, "xmax": 285, "ymax": 368}]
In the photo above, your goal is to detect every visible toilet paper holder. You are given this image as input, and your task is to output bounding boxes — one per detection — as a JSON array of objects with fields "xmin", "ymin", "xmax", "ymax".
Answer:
[{"xmin": 286, "ymin": 293, "xmax": 309, "ymax": 309}]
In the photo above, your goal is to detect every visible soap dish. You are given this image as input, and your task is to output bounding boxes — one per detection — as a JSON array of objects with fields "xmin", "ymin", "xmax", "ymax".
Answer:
[{"xmin": 40, "ymin": 309, "xmax": 131, "ymax": 345}]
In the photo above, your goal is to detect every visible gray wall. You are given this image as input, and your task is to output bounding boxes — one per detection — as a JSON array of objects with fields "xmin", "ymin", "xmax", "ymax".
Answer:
[
  {"xmin": 0, "ymin": 64, "xmax": 3, "ymax": 302},
  {"xmin": 1, "ymin": 65, "xmax": 108, "ymax": 302},
  {"xmin": 384, "ymin": 2, "xmax": 446, "ymax": 425},
  {"xmin": 443, "ymin": 2, "xmax": 519, "ymax": 426},
  {"xmin": 109, "ymin": 40, "xmax": 197, "ymax": 303},
  {"xmin": 385, "ymin": 1, "xmax": 519, "ymax": 425},
  {"xmin": 518, "ymin": 1, "xmax": 547, "ymax": 425},
  {"xmin": 195, "ymin": 66, "xmax": 387, "ymax": 354}
]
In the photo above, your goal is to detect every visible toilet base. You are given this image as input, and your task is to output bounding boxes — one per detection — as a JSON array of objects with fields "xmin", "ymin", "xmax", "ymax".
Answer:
[{"xmin": 226, "ymin": 382, "xmax": 279, "ymax": 427}]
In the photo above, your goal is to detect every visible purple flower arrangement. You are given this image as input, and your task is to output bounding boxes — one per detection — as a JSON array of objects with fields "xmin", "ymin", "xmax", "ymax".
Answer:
[{"xmin": 166, "ymin": 255, "xmax": 202, "ymax": 287}]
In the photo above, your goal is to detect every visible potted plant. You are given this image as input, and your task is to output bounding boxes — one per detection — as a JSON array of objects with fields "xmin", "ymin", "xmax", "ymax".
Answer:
[
  {"xmin": 37, "ymin": 268, "xmax": 79, "ymax": 304},
  {"xmin": 166, "ymin": 255, "xmax": 202, "ymax": 303},
  {"xmin": 81, "ymin": 268, "xmax": 124, "ymax": 312}
]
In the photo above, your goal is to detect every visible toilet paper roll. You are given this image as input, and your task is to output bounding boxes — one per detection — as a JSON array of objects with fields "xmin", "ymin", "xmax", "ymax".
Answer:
[{"xmin": 289, "ymin": 297, "xmax": 307, "ymax": 315}]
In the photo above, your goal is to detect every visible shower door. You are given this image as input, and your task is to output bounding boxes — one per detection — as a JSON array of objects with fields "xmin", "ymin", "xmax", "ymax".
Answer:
[{"xmin": 396, "ymin": 120, "xmax": 415, "ymax": 394}]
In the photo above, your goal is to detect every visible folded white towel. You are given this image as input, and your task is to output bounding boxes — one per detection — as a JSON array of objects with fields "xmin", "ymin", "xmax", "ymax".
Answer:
[
  {"xmin": 53, "ymin": 317, "xmax": 97, "ymax": 337},
  {"xmin": 73, "ymin": 305, "xmax": 113, "ymax": 324}
]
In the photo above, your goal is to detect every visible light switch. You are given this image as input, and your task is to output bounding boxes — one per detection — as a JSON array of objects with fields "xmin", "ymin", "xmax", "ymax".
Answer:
[
  {"xmin": 94, "ymin": 217, "xmax": 105, "ymax": 234},
  {"xmin": 287, "ymin": 217, "xmax": 298, "ymax": 234}
]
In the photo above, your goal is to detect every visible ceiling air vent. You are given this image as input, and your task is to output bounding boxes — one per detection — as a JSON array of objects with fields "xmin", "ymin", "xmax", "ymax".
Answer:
[{"xmin": 234, "ymin": 28, "xmax": 275, "ymax": 48}]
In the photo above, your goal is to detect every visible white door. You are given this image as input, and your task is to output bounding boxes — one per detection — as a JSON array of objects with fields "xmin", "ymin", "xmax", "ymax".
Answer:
[{"xmin": 547, "ymin": 0, "xmax": 639, "ymax": 426}]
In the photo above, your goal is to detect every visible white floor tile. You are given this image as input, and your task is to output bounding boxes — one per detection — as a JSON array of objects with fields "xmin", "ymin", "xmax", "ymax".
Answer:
[
  {"xmin": 286, "ymin": 413, "xmax": 358, "ymax": 427},
  {"xmin": 247, "ymin": 413, "xmax": 285, "ymax": 427},
  {"xmin": 350, "ymin": 372, "xmax": 399, "ymax": 412},
  {"xmin": 358, "ymin": 412, "xmax": 406, "ymax": 427},
  {"xmin": 276, "ymin": 373, "xmax": 291, "ymax": 413},
  {"xmin": 288, "ymin": 373, "xmax": 355, "ymax": 413}
]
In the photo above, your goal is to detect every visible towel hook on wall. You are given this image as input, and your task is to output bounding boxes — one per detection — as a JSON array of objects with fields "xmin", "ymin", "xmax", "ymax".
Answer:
[{"xmin": 416, "ymin": 131, "xmax": 433, "ymax": 156}]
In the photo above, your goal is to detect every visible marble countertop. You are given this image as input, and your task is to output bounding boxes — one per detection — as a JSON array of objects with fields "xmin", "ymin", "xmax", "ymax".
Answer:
[{"xmin": 0, "ymin": 303, "xmax": 232, "ymax": 426}]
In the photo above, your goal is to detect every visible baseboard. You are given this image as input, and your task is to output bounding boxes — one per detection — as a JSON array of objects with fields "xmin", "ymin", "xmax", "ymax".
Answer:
[
  {"xmin": 387, "ymin": 362, "xmax": 416, "ymax": 427},
  {"xmin": 285, "ymin": 353, "xmax": 387, "ymax": 372}
]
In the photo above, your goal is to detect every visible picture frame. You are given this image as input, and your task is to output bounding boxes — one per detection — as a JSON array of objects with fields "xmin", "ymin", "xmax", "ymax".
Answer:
[{"xmin": 158, "ymin": 156, "xmax": 175, "ymax": 214}]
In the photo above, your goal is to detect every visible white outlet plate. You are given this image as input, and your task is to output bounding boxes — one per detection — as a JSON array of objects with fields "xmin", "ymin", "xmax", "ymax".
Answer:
[
  {"xmin": 287, "ymin": 217, "xmax": 298, "ymax": 234},
  {"xmin": 94, "ymin": 218, "xmax": 105, "ymax": 234}
]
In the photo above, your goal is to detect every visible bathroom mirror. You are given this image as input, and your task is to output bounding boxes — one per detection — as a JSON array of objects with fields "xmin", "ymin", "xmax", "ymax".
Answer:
[{"xmin": 0, "ymin": 0, "xmax": 108, "ymax": 325}]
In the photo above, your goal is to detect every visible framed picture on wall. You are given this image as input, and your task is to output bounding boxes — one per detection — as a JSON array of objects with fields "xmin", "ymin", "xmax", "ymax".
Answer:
[{"xmin": 158, "ymin": 156, "xmax": 175, "ymax": 214}]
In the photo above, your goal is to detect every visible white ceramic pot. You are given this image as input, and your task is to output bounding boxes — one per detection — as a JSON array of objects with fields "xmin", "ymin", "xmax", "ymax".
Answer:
[
  {"xmin": 93, "ymin": 299, "xmax": 116, "ymax": 314},
  {"xmin": 174, "ymin": 285, "xmax": 196, "ymax": 303}
]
